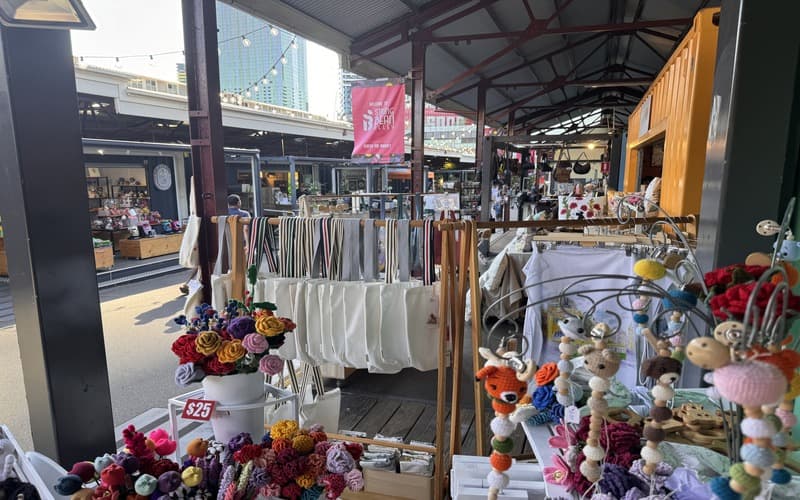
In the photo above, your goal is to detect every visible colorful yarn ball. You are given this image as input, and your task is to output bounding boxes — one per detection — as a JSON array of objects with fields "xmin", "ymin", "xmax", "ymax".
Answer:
[
  {"xmin": 54, "ymin": 474, "xmax": 83, "ymax": 496},
  {"xmin": 714, "ymin": 361, "xmax": 787, "ymax": 407},
  {"xmin": 709, "ymin": 476, "xmax": 740, "ymax": 500},
  {"xmin": 740, "ymin": 418, "xmax": 778, "ymax": 439},
  {"xmin": 490, "ymin": 416, "xmax": 515, "ymax": 437},
  {"xmin": 491, "ymin": 437, "xmax": 514, "ymax": 454},
  {"xmin": 181, "ymin": 466, "xmax": 203, "ymax": 488},
  {"xmin": 489, "ymin": 451, "xmax": 512, "ymax": 472},
  {"xmin": 739, "ymin": 444, "xmax": 774, "ymax": 469},
  {"xmin": 292, "ymin": 435, "xmax": 315, "ymax": 455},
  {"xmin": 69, "ymin": 462, "xmax": 96, "ymax": 483},
  {"xmin": 661, "ymin": 289, "xmax": 698, "ymax": 311},
  {"xmin": 772, "ymin": 468, "xmax": 792, "ymax": 485},
  {"xmin": 633, "ymin": 313, "xmax": 649, "ymax": 324},
  {"xmin": 487, "ymin": 470, "xmax": 509, "ymax": 490},
  {"xmin": 634, "ymin": 259, "xmax": 667, "ymax": 280}
]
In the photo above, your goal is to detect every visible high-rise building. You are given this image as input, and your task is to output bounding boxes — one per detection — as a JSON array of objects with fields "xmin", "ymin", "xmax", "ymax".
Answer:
[
  {"xmin": 216, "ymin": 2, "xmax": 308, "ymax": 111},
  {"xmin": 337, "ymin": 69, "xmax": 363, "ymax": 121},
  {"xmin": 176, "ymin": 63, "xmax": 186, "ymax": 84}
]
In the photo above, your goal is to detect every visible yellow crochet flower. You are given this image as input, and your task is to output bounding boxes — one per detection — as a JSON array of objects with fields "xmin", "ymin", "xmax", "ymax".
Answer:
[
  {"xmin": 181, "ymin": 466, "xmax": 203, "ymax": 488},
  {"xmin": 296, "ymin": 473, "xmax": 316, "ymax": 489},
  {"xmin": 292, "ymin": 434, "xmax": 315, "ymax": 454},
  {"xmin": 195, "ymin": 331, "xmax": 222, "ymax": 355},
  {"xmin": 270, "ymin": 419, "xmax": 299, "ymax": 440},
  {"xmin": 217, "ymin": 339, "xmax": 246, "ymax": 363},
  {"xmin": 256, "ymin": 316, "xmax": 286, "ymax": 337}
]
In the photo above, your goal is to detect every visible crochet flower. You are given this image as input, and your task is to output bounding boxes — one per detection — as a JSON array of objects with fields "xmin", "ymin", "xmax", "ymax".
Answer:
[
  {"xmin": 271, "ymin": 420, "xmax": 299, "ymax": 440},
  {"xmin": 549, "ymin": 423, "xmax": 577, "ymax": 449},
  {"xmin": 277, "ymin": 448, "xmax": 299, "ymax": 465},
  {"xmin": 532, "ymin": 385, "xmax": 556, "ymax": 410},
  {"xmin": 204, "ymin": 357, "xmax": 235, "ymax": 375},
  {"xmin": 544, "ymin": 454, "xmax": 574, "ymax": 489},
  {"xmin": 233, "ymin": 444, "xmax": 262, "ymax": 464},
  {"xmin": 306, "ymin": 454, "xmax": 327, "ymax": 476},
  {"xmin": 242, "ymin": 333, "xmax": 268, "ymax": 354},
  {"xmin": 279, "ymin": 317, "xmax": 297, "ymax": 332},
  {"xmin": 326, "ymin": 443, "xmax": 356, "ymax": 474},
  {"xmin": 148, "ymin": 428, "xmax": 177, "ymax": 457},
  {"xmin": 598, "ymin": 463, "xmax": 646, "ymax": 499},
  {"xmin": 217, "ymin": 339, "xmax": 247, "ymax": 363},
  {"xmin": 256, "ymin": 315, "xmax": 286, "ymax": 337},
  {"xmin": 629, "ymin": 458, "xmax": 672, "ymax": 492},
  {"xmin": 710, "ymin": 281, "xmax": 800, "ymax": 320},
  {"xmin": 322, "ymin": 473, "xmax": 346, "ymax": 499},
  {"xmin": 309, "ymin": 431, "xmax": 327, "ymax": 444},
  {"xmin": 174, "ymin": 363, "xmax": 205, "ymax": 387},
  {"xmin": 315, "ymin": 441, "xmax": 333, "ymax": 456},
  {"xmin": 100, "ymin": 464, "xmax": 126, "ymax": 487},
  {"xmin": 228, "ymin": 433, "xmax": 253, "ymax": 453},
  {"xmin": 344, "ymin": 469, "xmax": 364, "ymax": 491},
  {"xmin": 296, "ymin": 472, "xmax": 316, "ymax": 489},
  {"xmin": 259, "ymin": 484, "xmax": 281, "ymax": 497},
  {"xmin": 272, "ymin": 438, "xmax": 293, "ymax": 454},
  {"xmin": 292, "ymin": 434, "xmax": 315, "ymax": 455},
  {"xmin": 281, "ymin": 481, "xmax": 302, "ymax": 500},
  {"xmin": 260, "ymin": 354, "xmax": 285, "ymax": 376},
  {"xmin": 344, "ymin": 442, "xmax": 363, "ymax": 462},
  {"xmin": 255, "ymin": 448, "xmax": 277, "ymax": 469},
  {"xmin": 535, "ymin": 362, "xmax": 559, "ymax": 386},
  {"xmin": 266, "ymin": 333, "xmax": 287, "ymax": 349},
  {"xmin": 171, "ymin": 334, "xmax": 204, "ymax": 364},
  {"xmin": 227, "ymin": 316, "xmax": 256, "ymax": 340},
  {"xmin": 195, "ymin": 331, "xmax": 223, "ymax": 355}
]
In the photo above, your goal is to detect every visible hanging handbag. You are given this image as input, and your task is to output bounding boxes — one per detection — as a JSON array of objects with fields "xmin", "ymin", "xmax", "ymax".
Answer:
[
  {"xmin": 179, "ymin": 178, "xmax": 200, "ymax": 268},
  {"xmin": 573, "ymin": 151, "xmax": 591, "ymax": 175},
  {"xmin": 297, "ymin": 364, "xmax": 341, "ymax": 433},
  {"xmin": 210, "ymin": 216, "xmax": 233, "ymax": 310},
  {"xmin": 554, "ymin": 147, "xmax": 573, "ymax": 183}
]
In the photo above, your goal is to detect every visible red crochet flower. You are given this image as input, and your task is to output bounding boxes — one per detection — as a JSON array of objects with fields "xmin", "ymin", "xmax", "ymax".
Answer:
[
  {"xmin": 710, "ymin": 281, "xmax": 800, "ymax": 320},
  {"xmin": 149, "ymin": 458, "xmax": 179, "ymax": 479},
  {"xmin": 306, "ymin": 453, "xmax": 327, "ymax": 476},
  {"xmin": 345, "ymin": 442, "xmax": 363, "ymax": 462},
  {"xmin": 704, "ymin": 264, "xmax": 769, "ymax": 290},
  {"xmin": 309, "ymin": 431, "xmax": 327, "ymax": 444},
  {"xmin": 279, "ymin": 317, "xmax": 297, "ymax": 332},
  {"xmin": 272, "ymin": 438, "xmax": 292, "ymax": 454},
  {"xmin": 322, "ymin": 473, "xmax": 346, "ymax": 499},
  {"xmin": 234, "ymin": 444, "xmax": 262, "ymax": 464},
  {"xmin": 203, "ymin": 357, "xmax": 235, "ymax": 375},
  {"xmin": 281, "ymin": 481, "xmax": 302, "ymax": 500},
  {"xmin": 569, "ymin": 202, "xmax": 578, "ymax": 209},
  {"xmin": 171, "ymin": 334, "xmax": 204, "ymax": 364}
]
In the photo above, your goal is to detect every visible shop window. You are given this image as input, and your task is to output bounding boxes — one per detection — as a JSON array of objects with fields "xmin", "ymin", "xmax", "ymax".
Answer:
[{"xmin": 639, "ymin": 140, "xmax": 664, "ymax": 188}]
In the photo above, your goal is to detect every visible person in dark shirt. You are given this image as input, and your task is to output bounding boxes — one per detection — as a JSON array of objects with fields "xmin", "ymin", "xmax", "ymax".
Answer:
[{"xmin": 227, "ymin": 194, "xmax": 251, "ymax": 218}]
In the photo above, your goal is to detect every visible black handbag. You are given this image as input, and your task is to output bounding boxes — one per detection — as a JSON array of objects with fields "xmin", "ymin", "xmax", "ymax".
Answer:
[{"xmin": 573, "ymin": 151, "xmax": 591, "ymax": 175}]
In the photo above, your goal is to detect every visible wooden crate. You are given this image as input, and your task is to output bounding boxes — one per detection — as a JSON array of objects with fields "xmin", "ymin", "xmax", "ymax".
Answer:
[
  {"xmin": 118, "ymin": 233, "xmax": 183, "ymax": 259},
  {"xmin": 94, "ymin": 246, "xmax": 114, "ymax": 270},
  {"xmin": 341, "ymin": 469, "xmax": 434, "ymax": 500}
]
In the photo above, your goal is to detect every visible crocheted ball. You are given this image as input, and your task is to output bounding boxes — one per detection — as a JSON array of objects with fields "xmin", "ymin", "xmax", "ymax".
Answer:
[
  {"xmin": 487, "ymin": 470, "xmax": 509, "ymax": 490},
  {"xmin": 709, "ymin": 476, "xmax": 741, "ymax": 500},
  {"xmin": 773, "ymin": 431, "xmax": 790, "ymax": 448},
  {"xmin": 739, "ymin": 444, "xmax": 774, "ymax": 469},
  {"xmin": 589, "ymin": 377, "xmax": 610, "ymax": 392},
  {"xmin": 776, "ymin": 408, "xmax": 798, "ymax": 429},
  {"xmin": 640, "ymin": 446, "xmax": 662, "ymax": 464},
  {"xmin": 54, "ymin": 475, "xmax": 83, "ymax": 496},
  {"xmin": 556, "ymin": 393, "xmax": 574, "ymax": 406},
  {"xmin": 554, "ymin": 378, "xmax": 569, "ymax": 390},
  {"xmin": 588, "ymin": 397, "xmax": 608, "ymax": 413},
  {"xmin": 632, "ymin": 298, "xmax": 648, "ymax": 310},
  {"xmin": 651, "ymin": 385, "xmax": 674, "ymax": 401},
  {"xmin": 580, "ymin": 460, "xmax": 601, "ymax": 481},
  {"xmin": 634, "ymin": 259, "xmax": 666, "ymax": 280},
  {"xmin": 186, "ymin": 438, "xmax": 208, "ymax": 458},
  {"xmin": 134, "ymin": 474, "xmax": 158, "ymax": 496},
  {"xmin": 69, "ymin": 462, "xmax": 96, "ymax": 483},
  {"xmin": 491, "ymin": 437, "xmax": 514, "ymax": 454},
  {"xmin": 557, "ymin": 360, "xmax": 573, "ymax": 374},
  {"xmin": 181, "ymin": 466, "xmax": 202, "ymax": 488},
  {"xmin": 633, "ymin": 313, "xmax": 649, "ymax": 324},
  {"xmin": 662, "ymin": 289, "xmax": 698, "ymax": 311},
  {"xmin": 772, "ymin": 468, "xmax": 792, "ymax": 485},
  {"xmin": 490, "ymin": 416, "xmax": 516, "ymax": 437},
  {"xmin": 559, "ymin": 343, "xmax": 578, "ymax": 355},
  {"xmin": 489, "ymin": 451, "xmax": 512, "ymax": 472},
  {"xmin": 741, "ymin": 417, "xmax": 778, "ymax": 439},
  {"xmin": 714, "ymin": 361, "xmax": 787, "ymax": 407},
  {"xmin": 583, "ymin": 445, "xmax": 605, "ymax": 461},
  {"xmin": 729, "ymin": 462, "xmax": 759, "ymax": 492},
  {"xmin": 643, "ymin": 426, "xmax": 665, "ymax": 442},
  {"xmin": 650, "ymin": 406, "xmax": 672, "ymax": 422},
  {"xmin": 292, "ymin": 435, "xmax": 315, "ymax": 455}
]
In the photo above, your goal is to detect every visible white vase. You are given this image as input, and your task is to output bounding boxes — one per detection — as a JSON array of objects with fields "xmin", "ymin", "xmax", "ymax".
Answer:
[{"xmin": 201, "ymin": 371, "xmax": 265, "ymax": 444}]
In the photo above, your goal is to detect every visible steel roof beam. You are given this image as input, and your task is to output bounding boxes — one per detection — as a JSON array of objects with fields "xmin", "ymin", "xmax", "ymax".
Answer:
[{"xmin": 491, "ymin": 77, "xmax": 651, "ymax": 88}]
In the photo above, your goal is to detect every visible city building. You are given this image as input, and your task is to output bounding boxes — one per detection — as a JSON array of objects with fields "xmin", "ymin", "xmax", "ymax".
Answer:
[
  {"xmin": 216, "ymin": 2, "xmax": 308, "ymax": 111},
  {"xmin": 337, "ymin": 69, "xmax": 363, "ymax": 121},
  {"xmin": 175, "ymin": 63, "xmax": 186, "ymax": 84}
]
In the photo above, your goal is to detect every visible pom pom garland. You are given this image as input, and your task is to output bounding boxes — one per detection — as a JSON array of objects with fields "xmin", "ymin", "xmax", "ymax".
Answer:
[
  {"xmin": 489, "ymin": 451, "xmax": 512, "ymax": 472},
  {"xmin": 639, "ymin": 446, "xmax": 662, "ymax": 464},
  {"xmin": 650, "ymin": 385, "xmax": 674, "ymax": 401},
  {"xmin": 739, "ymin": 444, "xmax": 774, "ymax": 469},
  {"xmin": 490, "ymin": 416, "xmax": 515, "ymax": 437},
  {"xmin": 740, "ymin": 418, "xmax": 777, "ymax": 439},
  {"xmin": 487, "ymin": 469, "xmax": 510, "ymax": 490},
  {"xmin": 588, "ymin": 377, "xmax": 610, "ymax": 392},
  {"xmin": 491, "ymin": 438, "xmax": 514, "ymax": 454}
]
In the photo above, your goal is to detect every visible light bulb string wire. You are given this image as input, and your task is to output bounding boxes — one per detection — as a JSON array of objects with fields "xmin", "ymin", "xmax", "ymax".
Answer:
[{"xmin": 229, "ymin": 36, "xmax": 297, "ymax": 99}]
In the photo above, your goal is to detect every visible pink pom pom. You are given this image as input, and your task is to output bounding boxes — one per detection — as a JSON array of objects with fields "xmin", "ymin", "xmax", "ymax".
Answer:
[{"xmin": 714, "ymin": 361, "xmax": 787, "ymax": 407}]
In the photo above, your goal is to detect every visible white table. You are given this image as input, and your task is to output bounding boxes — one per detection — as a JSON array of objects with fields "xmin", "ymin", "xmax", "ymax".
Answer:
[{"xmin": 520, "ymin": 422, "xmax": 575, "ymax": 499}]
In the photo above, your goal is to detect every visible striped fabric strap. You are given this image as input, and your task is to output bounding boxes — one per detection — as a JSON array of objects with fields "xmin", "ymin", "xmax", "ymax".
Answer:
[
  {"xmin": 385, "ymin": 219, "xmax": 397, "ymax": 284},
  {"xmin": 247, "ymin": 217, "xmax": 277, "ymax": 273},
  {"xmin": 423, "ymin": 219, "xmax": 435, "ymax": 285},
  {"xmin": 362, "ymin": 219, "xmax": 377, "ymax": 281},
  {"xmin": 329, "ymin": 219, "xmax": 344, "ymax": 281},
  {"xmin": 341, "ymin": 219, "xmax": 362, "ymax": 281},
  {"xmin": 301, "ymin": 217, "xmax": 315, "ymax": 278},
  {"xmin": 397, "ymin": 219, "xmax": 410, "ymax": 282}
]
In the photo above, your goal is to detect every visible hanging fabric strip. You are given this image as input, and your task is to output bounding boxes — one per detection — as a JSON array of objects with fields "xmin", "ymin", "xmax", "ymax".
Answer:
[
  {"xmin": 385, "ymin": 219, "xmax": 397, "ymax": 284},
  {"xmin": 341, "ymin": 219, "xmax": 362, "ymax": 281},
  {"xmin": 423, "ymin": 219, "xmax": 435, "ymax": 285},
  {"xmin": 279, "ymin": 217, "xmax": 298, "ymax": 278},
  {"xmin": 362, "ymin": 219, "xmax": 378, "ymax": 281},
  {"xmin": 328, "ymin": 218, "xmax": 344, "ymax": 281},
  {"xmin": 301, "ymin": 217, "xmax": 316, "ymax": 278},
  {"xmin": 309, "ymin": 217, "xmax": 328, "ymax": 279},
  {"xmin": 247, "ymin": 217, "xmax": 277, "ymax": 274},
  {"xmin": 213, "ymin": 216, "xmax": 231, "ymax": 276},
  {"xmin": 397, "ymin": 219, "xmax": 410, "ymax": 282},
  {"xmin": 410, "ymin": 224, "xmax": 422, "ymax": 279}
]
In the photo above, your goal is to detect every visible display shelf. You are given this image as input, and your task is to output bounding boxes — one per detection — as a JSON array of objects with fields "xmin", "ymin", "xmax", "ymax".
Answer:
[{"xmin": 118, "ymin": 233, "xmax": 183, "ymax": 259}]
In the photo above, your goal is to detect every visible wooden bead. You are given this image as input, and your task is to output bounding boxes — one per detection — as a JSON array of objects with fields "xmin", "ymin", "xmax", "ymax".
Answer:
[
  {"xmin": 587, "ymin": 438, "xmax": 599, "ymax": 447},
  {"xmin": 655, "ymin": 400, "xmax": 667, "ymax": 408},
  {"xmin": 743, "ymin": 462, "xmax": 763, "ymax": 477},
  {"xmin": 743, "ymin": 407, "xmax": 763, "ymax": 419},
  {"xmin": 753, "ymin": 438, "xmax": 771, "ymax": 447},
  {"xmin": 591, "ymin": 391, "xmax": 604, "ymax": 399},
  {"xmin": 730, "ymin": 479, "xmax": 747, "ymax": 494},
  {"xmin": 589, "ymin": 422, "xmax": 602, "ymax": 432},
  {"xmin": 646, "ymin": 441, "xmax": 659, "ymax": 449},
  {"xmin": 685, "ymin": 337, "xmax": 730, "ymax": 370},
  {"xmin": 643, "ymin": 463, "xmax": 656, "ymax": 475},
  {"xmin": 780, "ymin": 401, "xmax": 794, "ymax": 411}
]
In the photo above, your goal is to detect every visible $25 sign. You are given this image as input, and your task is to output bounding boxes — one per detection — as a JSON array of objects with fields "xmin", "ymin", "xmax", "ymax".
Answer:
[{"xmin": 181, "ymin": 399, "xmax": 216, "ymax": 421}]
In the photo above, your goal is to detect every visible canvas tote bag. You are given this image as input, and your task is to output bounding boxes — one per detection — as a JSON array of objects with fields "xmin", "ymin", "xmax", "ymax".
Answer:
[{"xmin": 210, "ymin": 216, "xmax": 233, "ymax": 310}]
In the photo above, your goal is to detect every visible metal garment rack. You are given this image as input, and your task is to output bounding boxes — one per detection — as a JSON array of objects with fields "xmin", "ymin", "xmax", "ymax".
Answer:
[{"xmin": 209, "ymin": 215, "xmax": 467, "ymax": 500}]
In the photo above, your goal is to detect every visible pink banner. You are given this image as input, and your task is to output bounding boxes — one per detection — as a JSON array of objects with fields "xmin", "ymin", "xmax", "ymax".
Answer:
[{"xmin": 351, "ymin": 79, "xmax": 405, "ymax": 164}]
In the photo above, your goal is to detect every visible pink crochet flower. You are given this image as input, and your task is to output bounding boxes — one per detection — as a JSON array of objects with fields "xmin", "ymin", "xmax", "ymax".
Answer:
[
  {"xmin": 242, "ymin": 333, "xmax": 268, "ymax": 354},
  {"xmin": 548, "ymin": 423, "xmax": 576, "ymax": 450},
  {"xmin": 259, "ymin": 354, "xmax": 284, "ymax": 376},
  {"xmin": 344, "ymin": 469, "xmax": 364, "ymax": 491},
  {"xmin": 148, "ymin": 429, "xmax": 176, "ymax": 457},
  {"xmin": 544, "ymin": 454, "xmax": 576, "ymax": 490},
  {"xmin": 259, "ymin": 484, "xmax": 281, "ymax": 497}
]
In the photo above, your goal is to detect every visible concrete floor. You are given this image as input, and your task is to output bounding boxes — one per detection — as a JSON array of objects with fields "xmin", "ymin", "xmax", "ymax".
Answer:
[{"xmin": 0, "ymin": 273, "xmax": 189, "ymax": 451}]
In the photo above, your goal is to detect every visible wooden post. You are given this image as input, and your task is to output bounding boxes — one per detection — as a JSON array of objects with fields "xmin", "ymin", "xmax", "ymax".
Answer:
[
  {"xmin": 468, "ymin": 223, "xmax": 486, "ymax": 455},
  {"xmin": 435, "ymin": 225, "xmax": 450, "ymax": 500}
]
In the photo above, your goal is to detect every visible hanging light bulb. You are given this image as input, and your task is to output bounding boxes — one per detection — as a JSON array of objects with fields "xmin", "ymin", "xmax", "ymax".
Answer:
[
  {"xmin": 281, "ymin": 55, "xmax": 287, "ymax": 65},
  {"xmin": 291, "ymin": 40, "xmax": 297, "ymax": 49},
  {"xmin": 245, "ymin": 90, "xmax": 251, "ymax": 98},
  {"xmin": 148, "ymin": 54, "xmax": 156, "ymax": 66},
  {"xmin": 271, "ymin": 67, "xmax": 278, "ymax": 76},
  {"xmin": 241, "ymin": 35, "xmax": 251, "ymax": 47},
  {"xmin": 270, "ymin": 25, "xmax": 279, "ymax": 36},
  {"xmin": 253, "ymin": 85, "xmax": 258, "ymax": 92},
  {"xmin": 114, "ymin": 57, "xmax": 122, "ymax": 69},
  {"xmin": 261, "ymin": 77, "xmax": 268, "ymax": 85}
]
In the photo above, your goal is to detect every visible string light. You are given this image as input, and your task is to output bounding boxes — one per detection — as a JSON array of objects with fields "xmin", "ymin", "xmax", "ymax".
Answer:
[
  {"xmin": 271, "ymin": 67, "xmax": 278, "ymax": 76},
  {"xmin": 270, "ymin": 25, "xmax": 279, "ymax": 36},
  {"xmin": 281, "ymin": 56, "xmax": 287, "ymax": 65},
  {"xmin": 253, "ymin": 85, "xmax": 258, "ymax": 92},
  {"xmin": 241, "ymin": 35, "xmax": 251, "ymax": 47},
  {"xmin": 291, "ymin": 40, "xmax": 297, "ymax": 49},
  {"xmin": 261, "ymin": 77, "xmax": 268, "ymax": 85}
]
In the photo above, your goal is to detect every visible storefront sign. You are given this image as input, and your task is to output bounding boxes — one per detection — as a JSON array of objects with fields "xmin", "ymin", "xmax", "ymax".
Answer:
[
  {"xmin": 351, "ymin": 78, "xmax": 405, "ymax": 164},
  {"xmin": 181, "ymin": 399, "xmax": 216, "ymax": 421}
]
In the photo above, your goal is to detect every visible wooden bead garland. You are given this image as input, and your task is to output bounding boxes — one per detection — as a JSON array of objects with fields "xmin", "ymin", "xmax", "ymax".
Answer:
[
  {"xmin": 577, "ymin": 323, "xmax": 621, "ymax": 483},
  {"xmin": 555, "ymin": 317, "xmax": 583, "ymax": 406},
  {"xmin": 639, "ymin": 339, "xmax": 682, "ymax": 476}
]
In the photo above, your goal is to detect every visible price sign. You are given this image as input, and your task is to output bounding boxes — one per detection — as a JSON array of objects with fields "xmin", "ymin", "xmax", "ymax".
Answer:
[
  {"xmin": 564, "ymin": 405, "xmax": 581, "ymax": 425},
  {"xmin": 181, "ymin": 399, "xmax": 216, "ymax": 421}
]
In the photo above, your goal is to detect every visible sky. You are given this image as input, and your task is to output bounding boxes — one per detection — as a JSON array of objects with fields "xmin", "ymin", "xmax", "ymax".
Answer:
[{"xmin": 70, "ymin": 0, "xmax": 341, "ymax": 119}]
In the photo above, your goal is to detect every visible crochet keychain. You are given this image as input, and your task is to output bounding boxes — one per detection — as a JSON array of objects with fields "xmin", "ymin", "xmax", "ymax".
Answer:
[
  {"xmin": 475, "ymin": 345, "xmax": 537, "ymax": 500},
  {"xmin": 577, "ymin": 322, "xmax": 621, "ymax": 483}
]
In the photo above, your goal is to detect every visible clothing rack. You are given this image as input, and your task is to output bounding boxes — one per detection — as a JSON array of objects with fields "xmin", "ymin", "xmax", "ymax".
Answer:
[{"xmin": 208, "ymin": 215, "xmax": 466, "ymax": 500}]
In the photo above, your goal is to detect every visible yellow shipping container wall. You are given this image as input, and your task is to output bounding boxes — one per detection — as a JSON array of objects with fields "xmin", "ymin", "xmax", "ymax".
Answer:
[{"xmin": 624, "ymin": 8, "xmax": 720, "ymax": 217}]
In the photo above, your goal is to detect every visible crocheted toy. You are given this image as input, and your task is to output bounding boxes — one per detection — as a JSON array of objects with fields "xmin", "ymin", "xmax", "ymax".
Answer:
[
  {"xmin": 578, "ymin": 323, "xmax": 621, "ymax": 483},
  {"xmin": 476, "ymin": 347, "xmax": 537, "ymax": 500},
  {"xmin": 640, "ymin": 352, "xmax": 682, "ymax": 475},
  {"xmin": 555, "ymin": 316, "xmax": 584, "ymax": 406}
]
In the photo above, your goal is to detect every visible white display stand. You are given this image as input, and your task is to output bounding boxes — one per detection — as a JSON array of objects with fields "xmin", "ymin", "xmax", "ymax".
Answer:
[
  {"xmin": 167, "ymin": 383, "xmax": 299, "ymax": 462},
  {"xmin": 450, "ymin": 455, "xmax": 547, "ymax": 500},
  {"xmin": 520, "ymin": 422, "xmax": 574, "ymax": 499}
]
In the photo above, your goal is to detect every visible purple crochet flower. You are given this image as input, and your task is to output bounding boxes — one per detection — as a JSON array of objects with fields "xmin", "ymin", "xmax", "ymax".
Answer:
[
  {"xmin": 112, "ymin": 452, "xmax": 139, "ymax": 474},
  {"xmin": 175, "ymin": 362, "xmax": 205, "ymax": 387},
  {"xmin": 227, "ymin": 316, "xmax": 256, "ymax": 340},
  {"xmin": 228, "ymin": 433, "xmax": 253, "ymax": 453},
  {"xmin": 533, "ymin": 385, "xmax": 556, "ymax": 410},
  {"xmin": 598, "ymin": 463, "xmax": 645, "ymax": 499},
  {"xmin": 249, "ymin": 466, "xmax": 271, "ymax": 489},
  {"xmin": 629, "ymin": 458, "xmax": 672, "ymax": 493},
  {"xmin": 326, "ymin": 443, "xmax": 356, "ymax": 474}
]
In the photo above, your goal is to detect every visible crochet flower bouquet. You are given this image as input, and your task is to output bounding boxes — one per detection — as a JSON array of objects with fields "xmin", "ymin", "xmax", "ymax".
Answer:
[
  {"xmin": 172, "ymin": 298, "xmax": 296, "ymax": 385},
  {"xmin": 54, "ymin": 421, "xmax": 364, "ymax": 499}
]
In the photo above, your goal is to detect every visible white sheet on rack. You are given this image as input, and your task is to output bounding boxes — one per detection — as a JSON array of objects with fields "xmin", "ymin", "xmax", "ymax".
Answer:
[{"xmin": 522, "ymin": 246, "xmax": 652, "ymax": 387}]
